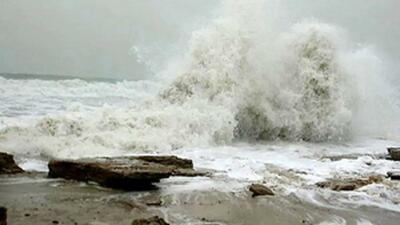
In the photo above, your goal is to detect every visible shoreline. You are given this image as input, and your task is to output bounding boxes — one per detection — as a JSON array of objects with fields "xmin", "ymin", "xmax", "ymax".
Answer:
[
  {"xmin": 1, "ymin": 172, "xmax": 400, "ymax": 225},
  {"xmin": 2, "ymin": 142, "xmax": 400, "ymax": 225}
]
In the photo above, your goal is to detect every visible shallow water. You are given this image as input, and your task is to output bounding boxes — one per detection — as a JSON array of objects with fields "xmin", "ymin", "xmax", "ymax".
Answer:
[{"xmin": 1, "ymin": 168, "xmax": 400, "ymax": 225}]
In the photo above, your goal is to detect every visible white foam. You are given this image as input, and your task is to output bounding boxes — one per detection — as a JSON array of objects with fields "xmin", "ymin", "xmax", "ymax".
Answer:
[
  {"xmin": 2, "ymin": 1, "xmax": 398, "ymax": 158},
  {"xmin": 1, "ymin": 0, "xmax": 400, "ymax": 215}
]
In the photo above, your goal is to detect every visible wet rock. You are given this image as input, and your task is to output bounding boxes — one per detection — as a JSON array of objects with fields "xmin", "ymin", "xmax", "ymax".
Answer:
[
  {"xmin": 249, "ymin": 184, "xmax": 275, "ymax": 197},
  {"xmin": 48, "ymin": 155, "xmax": 204, "ymax": 190},
  {"xmin": 0, "ymin": 207, "xmax": 6, "ymax": 225},
  {"xmin": 135, "ymin": 155, "xmax": 192, "ymax": 169},
  {"xmin": 131, "ymin": 216, "xmax": 169, "ymax": 225},
  {"xmin": 316, "ymin": 176, "xmax": 383, "ymax": 191},
  {"xmin": 135, "ymin": 155, "xmax": 208, "ymax": 177},
  {"xmin": 0, "ymin": 152, "xmax": 24, "ymax": 175},
  {"xmin": 387, "ymin": 147, "xmax": 400, "ymax": 161},
  {"xmin": 387, "ymin": 171, "xmax": 400, "ymax": 180}
]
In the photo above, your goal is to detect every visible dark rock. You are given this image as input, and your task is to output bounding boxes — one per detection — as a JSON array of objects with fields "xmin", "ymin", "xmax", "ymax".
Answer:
[
  {"xmin": 48, "ymin": 155, "xmax": 204, "ymax": 190},
  {"xmin": 131, "ymin": 216, "xmax": 169, "ymax": 225},
  {"xmin": 0, "ymin": 152, "xmax": 24, "ymax": 175},
  {"xmin": 387, "ymin": 171, "xmax": 400, "ymax": 180},
  {"xmin": 249, "ymin": 184, "xmax": 275, "ymax": 197},
  {"xmin": 387, "ymin": 147, "xmax": 400, "ymax": 161},
  {"xmin": 316, "ymin": 176, "xmax": 383, "ymax": 191},
  {"xmin": 0, "ymin": 207, "xmax": 6, "ymax": 225}
]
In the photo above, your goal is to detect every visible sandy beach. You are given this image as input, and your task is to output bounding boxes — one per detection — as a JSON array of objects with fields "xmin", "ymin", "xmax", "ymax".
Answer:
[{"xmin": 2, "ymin": 171, "xmax": 400, "ymax": 225}]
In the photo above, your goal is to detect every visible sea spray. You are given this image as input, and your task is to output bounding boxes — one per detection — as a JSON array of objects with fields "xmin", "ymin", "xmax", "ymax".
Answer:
[
  {"xmin": 277, "ymin": 21, "xmax": 351, "ymax": 141},
  {"xmin": 159, "ymin": 11, "xmax": 352, "ymax": 141},
  {"xmin": 0, "ymin": 0, "xmax": 398, "ymax": 158}
]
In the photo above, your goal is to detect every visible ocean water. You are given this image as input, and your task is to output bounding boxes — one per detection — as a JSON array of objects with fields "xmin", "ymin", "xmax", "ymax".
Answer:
[{"xmin": 1, "ymin": 0, "xmax": 400, "ymax": 224}]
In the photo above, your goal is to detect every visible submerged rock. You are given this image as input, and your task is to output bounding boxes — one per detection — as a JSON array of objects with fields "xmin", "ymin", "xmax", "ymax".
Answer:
[
  {"xmin": 249, "ymin": 184, "xmax": 275, "ymax": 197},
  {"xmin": 131, "ymin": 216, "xmax": 169, "ymax": 225},
  {"xmin": 0, "ymin": 152, "xmax": 24, "ymax": 175},
  {"xmin": 0, "ymin": 207, "xmax": 6, "ymax": 225},
  {"xmin": 316, "ymin": 176, "xmax": 383, "ymax": 191},
  {"xmin": 387, "ymin": 147, "xmax": 400, "ymax": 161},
  {"xmin": 48, "ymin": 155, "xmax": 205, "ymax": 190},
  {"xmin": 387, "ymin": 171, "xmax": 400, "ymax": 180}
]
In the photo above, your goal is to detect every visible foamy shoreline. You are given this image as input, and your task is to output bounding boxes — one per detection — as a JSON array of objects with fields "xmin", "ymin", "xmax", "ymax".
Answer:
[{"xmin": 2, "ymin": 139, "xmax": 400, "ymax": 224}]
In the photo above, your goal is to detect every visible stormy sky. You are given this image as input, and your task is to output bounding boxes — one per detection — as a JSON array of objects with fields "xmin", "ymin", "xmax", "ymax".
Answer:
[
  {"xmin": 0, "ymin": 0, "xmax": 217, "ymax": 79},
  {"xmin": 0, "ymin": 0, "xmax": 399, "ymax": 80}
]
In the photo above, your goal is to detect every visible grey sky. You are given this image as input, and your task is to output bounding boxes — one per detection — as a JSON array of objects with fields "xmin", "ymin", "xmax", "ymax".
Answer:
[
  {"xmin": 0, "ymin": 0, "xmax": 399, "ymax": 80},
  {"xmin": 0, "ymin": 0, "xmax": 217, "ymax": 79}
]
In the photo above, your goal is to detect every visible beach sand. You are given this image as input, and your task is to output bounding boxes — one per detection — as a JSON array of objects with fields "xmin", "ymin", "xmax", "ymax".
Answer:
[{"xmin": 1, "ymin": 173, "xmax": 400, "ymax": 225}]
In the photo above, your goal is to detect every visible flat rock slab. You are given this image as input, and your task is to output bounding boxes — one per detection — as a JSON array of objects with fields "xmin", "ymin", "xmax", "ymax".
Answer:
[
  {"xmin": 249, "ymin": 184, "xmax": 275, "ymax": 197},
  {"xmin": 0, "ymin": 207, "xmax": 6, "ymax": 225},
  {"xmin": 48, "ymin": 155, "xmax": 205, "ymax": 190},
  {"xmin": 316, "ymin": 176, "xmax": 383, "ymax": 191},
  {"xmin": 387, "ymin": 147, "xmax": 400, "ymax": 161},
  {"xmin": 0, "ymin": 152, "xmax": 24, "ymax": 175},
  {"xmin": 131, "ymin": 216, "xmax": 169, "ymax": 225}
]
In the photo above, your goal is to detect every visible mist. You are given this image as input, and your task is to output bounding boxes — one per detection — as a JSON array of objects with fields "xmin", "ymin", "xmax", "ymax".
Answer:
[{"xmin": 0, "ymin": 0, "xmax": 399, "ymax": 81}]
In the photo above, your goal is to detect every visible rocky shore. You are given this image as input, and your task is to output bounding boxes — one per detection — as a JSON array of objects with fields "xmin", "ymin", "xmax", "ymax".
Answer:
[
  {"xmin": 0, "ymin": 152, "xmax": 24, "ymax": 174},
  {"xmin": 48, "ymin": 155, "xmax": 206, "ymax": 190},
  {"xmin": 1, "ymin": 147, "xmax": 400, "ymax": 225},
  {"xmin": 1, "ymin": 153, "xmax": 209, "ymax": 224}
]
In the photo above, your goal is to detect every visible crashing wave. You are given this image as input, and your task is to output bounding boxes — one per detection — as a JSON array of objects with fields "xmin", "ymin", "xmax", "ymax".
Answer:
[
  {"xmin": 0, "ymin": 0, "xmax": 397, "ymax": 157},
  {"xmin": 160, "ymin": 18, "xmax": 352, "ymax": 142}
]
